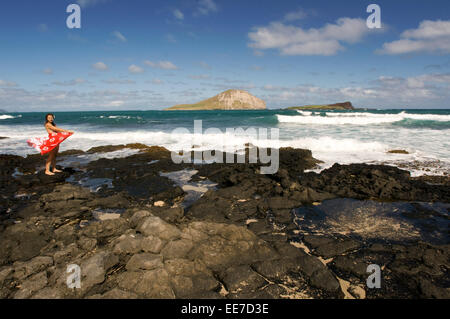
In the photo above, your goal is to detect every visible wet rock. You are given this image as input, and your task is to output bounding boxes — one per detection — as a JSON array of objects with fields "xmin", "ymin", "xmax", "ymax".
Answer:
[
  {"xmin": 151, "ymin": 206, "xmax": 184, "ymax": 223},
  {"xmin": 164, "ymin": 259, "xmax": 219, "ymax": 298},
  {"xmin": 331, "ymin": 255, "xmax": 368, "ymax": 278},
  {"xmin": 126, "ymin": 253, "xmax": 163, "ymax": 271},
  {"xmin": 13, "ymin": 271, "xmax": 48, "ymax": 299},
  {"xmin": 303, "ymin": 235, "xmax": 361, "ymax": 258},
  {"xmin": 141, "ymin": 236, "xmax": 166, "ymax": 254},
  {"xmin": 77, "ymin": 237, "xmax": 97, "ymax": 251},
  {"xmin": 128, "ymin": 210, "xmax": 153, "ymax": 228},
  {"xmin": 80, "ymin": 218, "xmax": 129, "ymax": 241},
  {"xmin": 13, "ymin": 256, "xmax": 53, "ymax": 280},
  {"xmin": 88, "ymin": 288, "xmax": 139, "ymax": 299},
  {"xmin": 300, "ymin": 163, "xmax": 450, "ymax": 202},
  {"xmin": 79, "ymin": 251, "xmax": 119, "ymax": 293},
  {"xmin": 161, "ymin": 239, "xmax": 194, "ymax": 259},
  {"xmin": 116, "ymin": 269, "xmax": 175, "ymax": 298},
  {"xmin": 137, "ymin": 216, "xmax": 181, "ymax": 241},
  {"xmin": 221, "ymin": 265, "xmax": 267, "ymax": 295},
  {"xmin": 187, "ymin": 222, "xmax": 276, "ymax": 271},
  {"xmin": 113, "ymin": 234, "xmax": 143, "ymax": 255},
  {"xmin": 31, "ymin": 287, "xmax": 63, "ymax": 299}
]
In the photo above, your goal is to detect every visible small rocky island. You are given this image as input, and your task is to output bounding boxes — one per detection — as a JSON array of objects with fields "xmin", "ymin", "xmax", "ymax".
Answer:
[
  {"xmin": 287, "ymin": 102, "xmax": 355, "ymax": 110},
  {"xmin": 166, "ymin": 89, "xmax": 266, "ymax": 111}
]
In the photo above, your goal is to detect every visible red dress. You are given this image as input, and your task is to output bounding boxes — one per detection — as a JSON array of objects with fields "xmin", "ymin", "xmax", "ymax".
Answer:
[{"xmin": 27, "ymin": 131, "xmax": 73, "ymax": 155}]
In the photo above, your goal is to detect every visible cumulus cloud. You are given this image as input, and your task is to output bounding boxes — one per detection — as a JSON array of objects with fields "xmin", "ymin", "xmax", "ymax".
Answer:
[
  {"xmin": 144, "ymin": 60, "xmax": 178, "ymax": 70},
  {"xmin": 112, "ymin": 31, "xmax": 127, "ymax": 42},
  {"xmin": 102, "ymin": 78, "xmax": 135, "ymax": 84},
  {"xmin": 128, "ymin": 65, "xmax": 144, "ymax": 74},
  {"xmin": 0, "ymin": 87, "xmax": 176, "ymax": 111},
  {"xmin": 284, "ymin": 9, "xmax": 308, "ymax": 22},
  {"xmin": 165, "ymin": 33, "xmax": 177, "ymax": 43},
  {"xmin": 52, "ymin": 78, "xmax": 87, "ymax": 86},
  {"xmin": 92, "ymin": 62, "xmax": 109, "ymax": 71},
  {"xmin": 151, "ymin": 79, "xmax": 164, "ymax": 85},
  {"xmin": 198, "ymin": 61, "xmax": 212, "ymax": 69},
  {"xmin": 260, "ymin": 73, "xmax": 450, "ymax": 108},
  {"xmin": 188, "ymin": 74, "xmax": 210, "ymax": 80},
  {"xmin": 379, "ymin": 20, "xmax": 450, "ymax": 54},
  {"xmin": 173, "ymin": 9, "xmax": 184, "ymax": 20},
  {"xmin": 0, "ymin": 80, "xmax": 17, "ymax": 87},
  {"xmin": 248, "ymin": 17, "xmax": 372, "ymax": 56},
  {"xmin": 195, "ymin": 0, "xmax": 218, "ymax": 16}
]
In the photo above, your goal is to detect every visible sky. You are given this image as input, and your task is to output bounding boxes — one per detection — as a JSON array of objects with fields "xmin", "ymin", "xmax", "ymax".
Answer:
[{"xmin": 0, "ymin": 0, "xmax": 449, "ymax": 111}]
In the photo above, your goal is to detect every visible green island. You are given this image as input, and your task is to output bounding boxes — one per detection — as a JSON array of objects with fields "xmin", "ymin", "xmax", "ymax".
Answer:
[{"xmin": 165, "ymin": 89, "xmax": 266, "ymax": 111}]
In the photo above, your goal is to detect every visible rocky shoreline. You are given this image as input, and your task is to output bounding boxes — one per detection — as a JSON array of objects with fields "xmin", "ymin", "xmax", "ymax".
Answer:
[{"xmin": 0, "ymin": 145, "xmax": 449, "ymax": 299}]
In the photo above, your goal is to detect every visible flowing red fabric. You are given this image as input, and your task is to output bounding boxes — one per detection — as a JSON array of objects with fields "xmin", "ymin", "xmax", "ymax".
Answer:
[{"xmin": 27, "ymin": 132, "xmax": 73, "ymax": 155}]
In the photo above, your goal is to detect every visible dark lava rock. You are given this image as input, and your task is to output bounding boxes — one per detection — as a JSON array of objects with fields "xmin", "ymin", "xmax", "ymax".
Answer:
[{"xmin": 300, "ymin": 163, "xmax": 450, "ymax": 202}]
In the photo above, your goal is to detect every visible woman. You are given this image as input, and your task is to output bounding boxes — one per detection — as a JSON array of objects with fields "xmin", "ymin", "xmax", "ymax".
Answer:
[{"xmin": 27, "ymin": 113, "xmax": 74, "ymax": 175}]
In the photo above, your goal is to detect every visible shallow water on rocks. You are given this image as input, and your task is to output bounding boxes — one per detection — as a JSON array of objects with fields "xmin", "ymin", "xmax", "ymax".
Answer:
[
  {"xmin": 293, "ymin": 198, "xmax": 450, "ymax": 245},
  {"xmin": 160, "ymin": 169, "xmax": 217, "ymax": 208},
  {"xmin": 66, "ymin": 175, "xmax": 114, "ymax": 192},
  {"xmin": 58, "ymin": 148, "xmax": 142, "ymax": 168}
]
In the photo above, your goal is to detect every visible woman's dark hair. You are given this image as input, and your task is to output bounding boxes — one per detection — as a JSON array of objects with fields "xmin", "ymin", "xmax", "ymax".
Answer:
[{"xmin": 45, "ymin": 113, "xmax": 55, "ymax": 126}]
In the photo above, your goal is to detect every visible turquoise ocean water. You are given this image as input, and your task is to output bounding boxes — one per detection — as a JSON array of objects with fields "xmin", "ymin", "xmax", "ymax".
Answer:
[{"xmin": 1, "ymin": 109, "xmax": 449, "ymax": 176}]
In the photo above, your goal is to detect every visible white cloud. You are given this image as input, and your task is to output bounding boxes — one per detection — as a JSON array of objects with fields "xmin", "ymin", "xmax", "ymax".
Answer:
[
  {"xmin": 189, "ymin": 74, "xmax": 210, "ymax": 80},
  {"xmin": 77, "ymin": 0, "xmax": 109, "ymax": 8},
  {"xmin": 0, "ymin": 80, "xmax": 17, "ymax": 87},
  {"xmin": 260, "ymin": 73, "xmax": 450, "ymax": 108},
  {"xmin": 52, "ymin": 78, "xmax": 86, "ymax": 86},
  {"xmin": 144, "ymin": 60, "xmax": 178, "ymax": 70},
  {"xmin": 112, "ymin": 31, "xmax": 127, "ymax": 42},
  {"xmin": 0, "ymin": 87, "xmax": 175, "ymax": 111},
  {"xmin": 151, "ymin": 79, "xmax": 164, "ymax": 85},
  {"xmin": 165, "ymin": 33, "xmax": 177, "ymax": 43},
  {"xmin": 173, "ymin": 9, "xmax": 184, "ymax": 20},
  {"xmin": 198, "ymin": 61, "xmax": 212, "ymax": 69},
  {"xmin": 108, "ymin": 100, "xmax": 125, "ymax": 107},
  {"xmin": 196, "ymin": 0, "xmax": 218, "ymax": 16},
  {"xmin": 103, "ymin": 78, "xmax": 135, "ymax": 84},
  {"xmin": 284, "ymin": 9, "xmax": 308, "ymax": 22},
  {"xmin": 379, "ymin": 20, "xmax": 450, "ymax": 54},
  {"xmin": 43, "ymin": 68, "xmax": 53, "ymax": 75},
  {"xmin": 128, "ymin": 65, "xmax": 144, "ymax": 74},
  {"xmin": 92, "ymin": 62, "xmax": 109, "ymax": 71},
  {"xmin": 248, "ymin": 18, "xmax": 372, "ymax": 56}
]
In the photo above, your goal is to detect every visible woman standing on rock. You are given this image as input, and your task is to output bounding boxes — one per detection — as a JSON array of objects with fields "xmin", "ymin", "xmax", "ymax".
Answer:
[{"xmin": 27, "ymin": 113, "xmax": 74, "ymax": 175}]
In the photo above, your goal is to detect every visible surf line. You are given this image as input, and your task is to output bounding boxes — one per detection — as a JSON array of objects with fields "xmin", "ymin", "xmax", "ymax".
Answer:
[{"xmin": 180, "ymin": 303, "xmax": 215, "ymax": 317}]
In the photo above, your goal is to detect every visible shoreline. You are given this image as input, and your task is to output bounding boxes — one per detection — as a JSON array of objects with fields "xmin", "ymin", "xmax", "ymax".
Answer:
[{"xmin": 1, "ymin": 144, "xmax": 449, "ymax": 299}]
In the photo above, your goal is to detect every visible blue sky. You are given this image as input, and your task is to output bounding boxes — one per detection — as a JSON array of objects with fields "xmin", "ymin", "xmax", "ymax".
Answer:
[{"xmin": 0, "ymin": 0, "xmax": 449, "ymax": 111}]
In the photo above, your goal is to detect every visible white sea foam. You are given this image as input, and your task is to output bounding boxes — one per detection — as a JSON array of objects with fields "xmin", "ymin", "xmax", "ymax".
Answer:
[
  {"xmin": 280, "ymin": 111, "xmax": 450, "ymax": 125},
  {"xmin": 296, "ymin": 110, "xmax": 313, "ymax": 116},
  {"xmin": 1, "ymin": 121, "xmax": 449, "ymax": 176},
  {"xmin": 0, "ymin": 115, "xmax": 21, "ymax": 120},
  {"xmin": 278, "ymin": 114, "xmax": 402, "ymax": 125}
]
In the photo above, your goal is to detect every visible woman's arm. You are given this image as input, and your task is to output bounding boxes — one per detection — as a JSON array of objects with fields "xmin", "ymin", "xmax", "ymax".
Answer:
[{"xmin": 46, "ymin": 123, "xmax": 74, "ymax": 133}]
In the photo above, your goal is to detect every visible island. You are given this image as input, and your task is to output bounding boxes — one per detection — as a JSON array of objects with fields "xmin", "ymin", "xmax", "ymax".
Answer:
[
  {"xmin": 286, "ymin": 102, "xmax": 355, "ymax": 110},
  {"xmin": 165, "ymin": 89, "xmax": 266, "ymax": 110}
]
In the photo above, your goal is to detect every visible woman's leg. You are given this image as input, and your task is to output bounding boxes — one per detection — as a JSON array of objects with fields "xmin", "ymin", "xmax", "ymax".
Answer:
[
  {"xmin": 45, "ymin": 150, "xmax": 55, "ymax": 175},
  {"xmin": 52, "ymin": 146, "xmax": 62, "ymax": 173}
]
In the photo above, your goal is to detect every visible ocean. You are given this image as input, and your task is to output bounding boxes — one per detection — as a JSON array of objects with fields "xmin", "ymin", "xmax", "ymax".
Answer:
[{"xmin": 1, "ymin": 109, "xmax": 449, "ymax": 176}]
